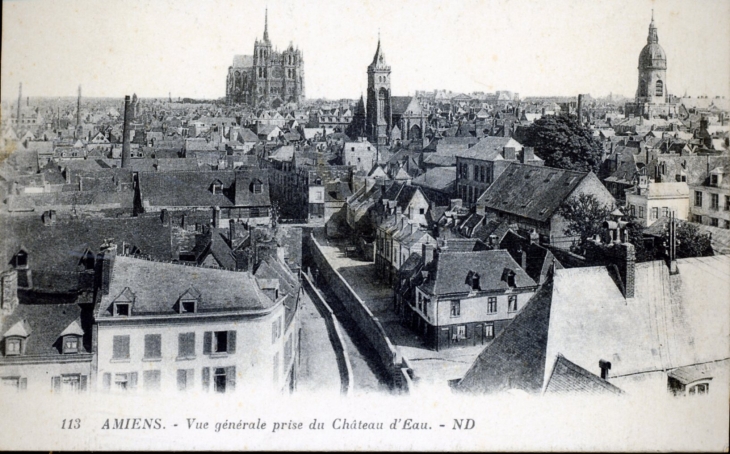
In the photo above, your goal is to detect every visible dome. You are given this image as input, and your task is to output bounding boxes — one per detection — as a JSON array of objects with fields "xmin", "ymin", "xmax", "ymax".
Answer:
[{"xmin": 639, "ymin": 43, "xmax": 666, "ymax": 69}]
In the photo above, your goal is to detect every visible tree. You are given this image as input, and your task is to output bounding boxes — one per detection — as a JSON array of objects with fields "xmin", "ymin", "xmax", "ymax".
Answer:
[
  {"xmin": 623, "ymin": 216, "xmax": 656, "ymax": 262},
  {"xmin": 522, "ymin": 114, "xmax": 604, "ymax": 173},
  {"xmin": 663, "ymin": 221, "xmax": 713, "ymax": 259},
  {"xmin": 558, "ymin": 193, "xmax": 615, "ymax": 254}
]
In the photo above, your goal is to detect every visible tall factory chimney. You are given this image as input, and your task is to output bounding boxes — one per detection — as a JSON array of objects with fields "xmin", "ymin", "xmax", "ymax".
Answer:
[
  {"xmin": 76, "ymin": 85, "xmax": 82, "ymax": 128},
  {"xmin": 577, "ymin": 94, "xmax": 584, "ymax": 125},
  {"xmin": 17, "ymin": 83, "xmax": 22, "ymax": 126},
  {"xmin": 121, "ymin": 95, "xmax": 132, "ymax": 169}
]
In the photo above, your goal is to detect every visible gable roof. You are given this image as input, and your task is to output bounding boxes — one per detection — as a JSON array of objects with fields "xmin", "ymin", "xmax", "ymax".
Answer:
[
  {"xmin": 477, "ymin": 163, "xmax": 591, "ymax": 222},
  {"xmin": 544, "ymin": 354, "xmax": 624, "ymax": 395}
]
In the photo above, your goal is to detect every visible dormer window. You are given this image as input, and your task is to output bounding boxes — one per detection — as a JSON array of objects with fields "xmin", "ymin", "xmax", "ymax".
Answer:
[
  {"xmin": 181, "ymin": 300, "xmax": 196, "ymax": 314},
  {"xmin": 211, "ymin": 180, "xmax": 223, "ymax": 195},
  {"xmin": 710, "ymin": 174, "xmax": 719, "ymax": 187},
  {"xmin": 5, "ymin": 337, "xmax": 22, "ymax": 356},
  {"xmin": 15, "ymin": 250, "xmax": 28, "ymax": 269},
  {"xmin": 250, "ymin": 180, "xmax": 263, "ymax": 194},
  {"xmin": 63, "ymin": 335, "xmax": 80, "ymax": 354},
  {"xmin": 115, "ymin": 303, "xmax": 130, "ymax": 316}
]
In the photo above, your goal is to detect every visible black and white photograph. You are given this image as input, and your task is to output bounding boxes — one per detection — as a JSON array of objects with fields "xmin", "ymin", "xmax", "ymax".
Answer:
[{"xmin": 0, "ymin": 0, "xmax": 729, "ymax": 451}]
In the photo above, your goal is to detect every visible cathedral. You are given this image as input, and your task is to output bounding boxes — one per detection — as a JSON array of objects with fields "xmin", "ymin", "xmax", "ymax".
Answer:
[
  {"xmin": 625, "ymin": 12, "xmax": 677, "ymax": 119},
  {"xmin": 225, "ymin": 10, "xmax": 305, "ymax": 108}
]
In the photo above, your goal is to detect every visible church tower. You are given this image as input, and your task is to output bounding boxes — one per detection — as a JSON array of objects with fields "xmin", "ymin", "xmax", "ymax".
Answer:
[
  {"xmin": 253, "ymin": 9, "xmax": 273, "ymax": 107},
  {"xmin": 635, "ymin": 11, "xmax": 667, "ymax": 106},
  {"xmin": 366, "ymin": 37, "xmax": 391, "ymax": 146}
]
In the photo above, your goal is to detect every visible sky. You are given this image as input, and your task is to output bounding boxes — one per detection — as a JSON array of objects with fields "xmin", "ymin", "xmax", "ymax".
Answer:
[{"xmin": 2, "ymin": 0, "xmax": 729, "ymax": 101}]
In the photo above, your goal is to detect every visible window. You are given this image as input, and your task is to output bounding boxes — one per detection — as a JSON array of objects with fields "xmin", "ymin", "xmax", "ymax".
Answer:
[
  {"xmin": 112, "ymin": 335, "xmax": 130, "ymax": 360},
  {"xmin": 113, "ymin": 373, "xmax": 137, "ymax": 391},
  {"xmin": 144, "ymin": 334, "xmax": 161, "ymax": 360},
  {"xmin": 710, "ymin": 174, "xmax": 719, "ymax": 187},
  {"xmin": 63, "ymin": 335, "xmax": 79, "ymax": 354},
  {"xmin": 177, "ymin": 369, "xmax": 195, "ymax": 391},
  {"xmin": 508, "ymin": 295, "xmax": 518, "ymax": 312},
  {"xmin": 638, "ymin": 206, "xmax": 645, "ymax": 219},
  {"xmin": 630, "ymin": 205, "xmax": 636, "ymax": 217},
  {"xmin": 272, "ymin": 318, "xmax": 282, "ymax": 344},
  {"xmin": 662, "ymin": 207, "xmax": 670, "ymax": 218},
  {"xmin": 450, "ymin": 300, "xmax": 461, "ymax": 317},
  {"xmin": 5, "ymin": 338, "xmax": 22, "ymax": 356},
  {"xmin": 284, "ymin": 336, "xmax": 293, "ymax": 366},
  {"xmin": 487, "ymin": 297, "xmax": 497, "ymax": 314},
  {"xmin": 142, "ymin": 370, "xmax": 161, "ymax": 391},
  {"xmin": 651, "ymin": 207, "xmax": 659, "ymax": 220},
  {"xmin": 15, "ymin": 250, "xmax": 28, "ymax": 268},
  {"xmin": 2, "ymin": 376, "xmax": 26, "ymax": 391},
  {"xmin": 204, "ymin": 331, "xmax": 236, "ymax": 355},
  {"xmin": 180, "ymin": 300, "xmax": 196, "ymax": 313},
  {"xmin": 484, "ymin": 323, "xmax": 494, "ymax": 338},
  {"xmin": 711, "ymin": 193, "xmax": 719, "ymax": 210},
  {"xmin": 456, "ymin": 325, "xmax": 466, "ymax": 340},
  {"xmin": 251, "ymin": 181, "xmax": 263, "ymax": 194},
  {"xmin": 688, "ymin": 383, "xmax": 709, "ymax": 395},
  {"xmin": 114, "ymin": 302, "xmax": 130, "ymax": 317},
  {"xmin": 52, "ymin": 374, "xmax": 85, "ymax": 393},
  {"xmin": 655, "ymin": 80, "xmax": 664, "ymax": 97},
  {"xmin": 178, "ymin": 332, "xmax": 196, "ymax": 359},
  {"xmin": 725, "ymin": 220, "xmax": 730, "ymax": 230},
  {"xmin": 725, "ymin": 196, "xmax": 730, "ymax": 211},
  {"xmin": 273, "ymin": 352, "xmax": 280, "ymax": 383},
  {"xmin": 711, "ymin": 218, "xmax": 719, "ymax": 227},
  {"xmin": 694, "ymin": 191, "xmax": 703, "ymax": 207}
]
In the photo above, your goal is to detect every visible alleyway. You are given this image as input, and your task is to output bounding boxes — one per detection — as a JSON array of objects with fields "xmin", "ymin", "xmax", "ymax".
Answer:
[{"xmin": 297, "ymin": 288, "xmax": 342, "ymax": 395}]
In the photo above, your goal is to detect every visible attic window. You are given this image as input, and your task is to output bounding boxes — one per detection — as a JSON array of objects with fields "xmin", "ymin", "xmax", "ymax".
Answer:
[
  {"xmin": 544, "ymin": 172, "xmax": 557, "ymax": 183},
  {"xmin": 710, "ymin": 174, "xmax": 718, "ymax": 187},
  {"xmin": 250, "ymin": 180, "xmax": 263, "ymax": 194},
  {"xmin": 565, "ymin": 177, "xmax": 577, "ymax": 186},
  {"xmin": 181, "ymin": 300, "xmax": 197, "ymax": 314},
  {"xmin": 15, "ymin": 250, "xmax": 28, "ymax": 268},
  {"xmin": 539, "ymin": 207, "xmax": 548, "ymax": 215},
  {"xmin": 526, "ymin": 169, "xmax": 537, "ymax": 179},
  {"xmin": 211, "ymin": 180, "xmax": 223, "ymax": 195},
  {"xmin": 521, "ymin": 201, "xmax": 532, "ymax": 209},
  {"xmin": 63, "ymin": 335, "xmax": 80, "ymax": 354},
  {"xmin": 114, "ymin": 303, "xmax": 130, "ymax": 317},
  {"xmin": 4, "ymin": 337, "xmax": 22, "ymax": 356}
]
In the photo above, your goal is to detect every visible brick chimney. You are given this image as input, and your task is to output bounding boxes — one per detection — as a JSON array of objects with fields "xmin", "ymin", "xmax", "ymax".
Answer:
[
  {"xmin": 99, "ymin": 242, "xmax": 117, "ymax": 296},
  {"xmin": 422, "ymin": 242, "xmax": 435, "ymax": 266},
  {"xmin": 521, "ymin": 147, "xmax": 535, "ymax": 163},
  {"xmin": 161, "ymin": 209, "xmax": 169, "ymax": 226},
  {"xmin": 1, "ymin": 269, "xmax": 19, "ymax": 315},
  {"xmin": 121, "ymin": 95, "xmax": 132, "ymax": 169},
  {"xmin": 229, "ymin": 219, "xmax": 236, "ymax": 245},
  {"xmin": 502, "ymin": 147, "xmax": 516, "ymax": 160},
  {"xmin": 212, "ymin": 206, "xmax": 221, "ymax": 228}
]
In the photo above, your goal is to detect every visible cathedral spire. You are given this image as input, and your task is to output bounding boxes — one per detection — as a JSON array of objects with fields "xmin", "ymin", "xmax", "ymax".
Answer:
[
  {"xmin": 647, "ymin": 9, "xmax": 658, "ymax": 44},
  {"xmin": 263, "ymin": 8, "xmax": 269, "ymax": 43}
]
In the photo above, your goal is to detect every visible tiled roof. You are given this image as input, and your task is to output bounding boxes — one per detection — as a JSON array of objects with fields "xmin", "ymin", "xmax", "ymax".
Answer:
[
  {"xmin": 97, "ymin": 255, "xmax": 274, "ymax": 318},
  {"xmin": 453, "ymin": 136, "xmax": 521, "ymax": 160},
  {"xmin": 411, "ymin": 166, "xmax": 455, "ymax": 191},
  {"xmin": 477, "ymin": 163, "xmax": 590, "ymax": 222}
]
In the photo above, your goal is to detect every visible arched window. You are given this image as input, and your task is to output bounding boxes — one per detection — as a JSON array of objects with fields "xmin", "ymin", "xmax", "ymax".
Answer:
[
  {"xmin": 655, "ymin": 80, "xmax": 664, "ymax": 97},
  {"xmin": 640, "ymin": 80, "xmax": 647, "ymax": 97}
]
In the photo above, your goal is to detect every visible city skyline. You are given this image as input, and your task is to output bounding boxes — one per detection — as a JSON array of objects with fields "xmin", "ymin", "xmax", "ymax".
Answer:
[{"xmin": 2, "ymin": 0, "xmax": 729, "ymax": 101}]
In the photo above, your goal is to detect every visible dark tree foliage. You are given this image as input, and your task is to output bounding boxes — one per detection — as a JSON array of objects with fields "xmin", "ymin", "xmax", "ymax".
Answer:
[
  {"xmin": 558, "ymin": 193, "xmax": 615, "ymax": 254},
  {"xmin": 623, "ymin": 216, "xmax": 656, "ymax": 262},
  {"xmin": 663, "ymin": 222, "xmax": 713, "ymax": 258},
  {"xmin": 522, "ymin": 114, "xmax": 604, "ymax": 173}
]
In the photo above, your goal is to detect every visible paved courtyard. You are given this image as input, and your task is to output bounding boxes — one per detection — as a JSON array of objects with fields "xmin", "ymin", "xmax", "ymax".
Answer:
[{"xmin": 315, "ymin": 235, "xmax": 488, "ymax": 389}]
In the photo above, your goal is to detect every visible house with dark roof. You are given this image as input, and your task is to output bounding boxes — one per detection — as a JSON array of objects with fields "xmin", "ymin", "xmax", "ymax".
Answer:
[
  {"xmin": 137, "ymin": 169, "xmax": 272, "ymax": 226},
  {"xmin": 475, "ymin": 162, "xmax": 616, "ymax": 249},
  {"xmin": 94, "ymin": 246, "xmax": 300, "ymax": 394},
  {"xmin": 0, "ymin": 273, "xmax": 94, "ymax": 394},
  {"xmin": 410, "ymin": 246, "xmax": 538, "ymax": 350}
]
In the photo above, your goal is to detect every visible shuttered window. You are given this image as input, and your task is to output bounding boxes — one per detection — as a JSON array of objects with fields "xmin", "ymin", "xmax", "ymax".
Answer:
[
  {"xmin": 203, "ymin": 331, "xmax": 236, "ymax": 355},
  {"xmin": 112, "ymin": 335, "xmax": 130, "ymax": 360},
  {"xmin": 144, "ymin": 334, "xmax": 161, "ymax": 359},
  {"xmin": 178, "ymin": 332, "xmax": 195, "ymax": 359},
  {"xmin": 143, "ymin": 370, "xmax": 161, "ymax": 391},
  {"xmin": 177, "ymin": 369, "xmax": 195, "ymax": 391}
]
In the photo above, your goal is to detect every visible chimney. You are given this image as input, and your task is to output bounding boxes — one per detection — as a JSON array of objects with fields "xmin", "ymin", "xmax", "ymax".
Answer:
[
  {"xmin": 522, "ymin": 147, "xmax": 535, "ymax": 163},
  {"xmin": 212, "ymin": 206, "xmax": 221, "ymax": 228},
  {"xmin": 502, "ymin": 147, "xmax": 516, "ymax": 160},
  {"xmin": 42, "ymin": 210, "xmax": 56, "ymax": 226},
  {"xmin": 617, "ymin": 242, "xmax": 636, "ymax": 299},
  {"xmin": 121, "ymin": 95, "xmax": 132, "ymax": 169},
  {"xmin": 229, "ymin": 219, "xmax": 236, "ymax": 245},
  {"xmin": 599, "ymin": 360, "xmax": 612, "ymax": 379},
  {"xmin": 1, "ymin": 269, "xmax": 19, "ymax": 315},
  {"xmin": 529, "ymin": 229, "xmax": 540, "ymax": 245},
  {"xmin": 161, "ymin": 209, "xmax": 169, "ymax": 226},
  {"xmin": 520, "ymin": 247, "xmax": 527, "ymax": 269},
  {"xmin": 422, "ymin": 242, "xmax": 435, "ymax": 266},
  {"xmin": 78, "ymin": 176, "xmax": 83, "ymax": 191},
  {"xmin": 668, "ymin": 214, "xmax": 678, "ymax": 275},
  {"xmin": 99, "ymin": 242, "xmax": 117, "ymax": 296},
  {"xmin": 64, "ymin": 167, "xmax": 71, "ymax": 184},
  {"xmin": 577, "ymin": 94, "xmax": 583, "ymax": 124}
]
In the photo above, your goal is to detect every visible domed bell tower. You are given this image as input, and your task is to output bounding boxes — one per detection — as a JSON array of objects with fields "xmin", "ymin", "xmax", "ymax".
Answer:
[{"xmin": 635, "ymin": 11, "xmax": 667, "ymax": 106}]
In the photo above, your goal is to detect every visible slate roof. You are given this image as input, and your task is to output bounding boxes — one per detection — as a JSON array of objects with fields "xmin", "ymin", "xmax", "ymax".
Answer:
[
  {"xmin": 453, "ymin": 136, "xmax": 521, "ymax": 160},
  {"xmin": 455, "ymin": 282, "xmax": 554, "ymax": 393},
  {"xmin": 422, "ymin": 250, "xmax": 536, "ymax": 296},
  {"xmin": 391, "ymin": 96, "xmax": 417, "ymax": 116},
  {"xmin": 544, "ymin": 354, "xmax": 624, "ymax": 395},
  {"xmin": 97, "ymin": 255, "xmax": 274, "ymax": 318},
  {"xmin": 477, "ymin": 163, "xmax": 591, "ymax": 222},
  {"xmin": 0, "ymin": 295, "xmax": 94, "ymax": 361},
  {"xmin": 411, "ymin": 166, "xmax": 456, "ymax": 191}
]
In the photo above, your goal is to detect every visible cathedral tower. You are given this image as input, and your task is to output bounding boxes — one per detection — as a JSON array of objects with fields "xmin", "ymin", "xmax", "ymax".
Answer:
[{"xmin": 366, "ymin": 37, "xmax": 391, "ymax": 146}]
